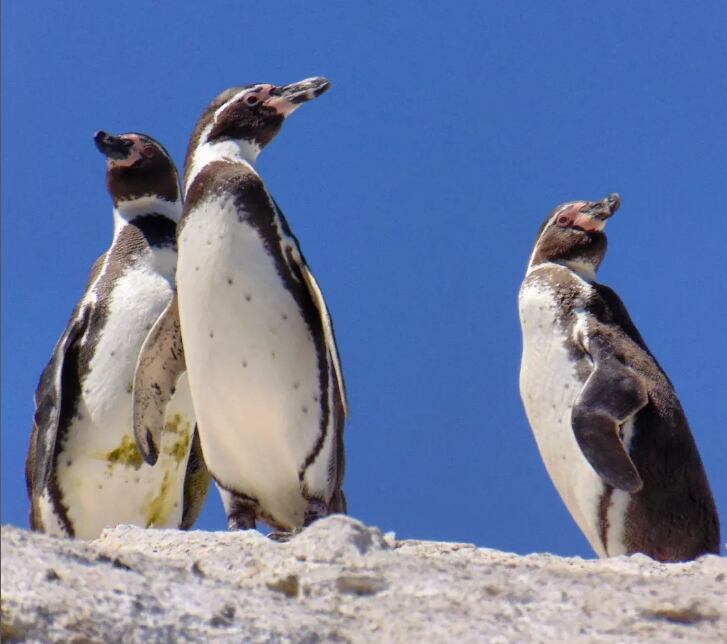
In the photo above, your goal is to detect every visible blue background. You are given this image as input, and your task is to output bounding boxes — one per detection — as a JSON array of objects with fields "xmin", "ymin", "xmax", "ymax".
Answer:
[{"xmin": 3, "ymin": 1, "xmax": 725, "ymax": 557}]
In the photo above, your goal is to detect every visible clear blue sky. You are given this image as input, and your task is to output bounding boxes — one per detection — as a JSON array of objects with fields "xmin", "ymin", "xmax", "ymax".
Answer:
[{"xmin": 3, "ymin": 1, "xmax": 725, "ymax": 557}]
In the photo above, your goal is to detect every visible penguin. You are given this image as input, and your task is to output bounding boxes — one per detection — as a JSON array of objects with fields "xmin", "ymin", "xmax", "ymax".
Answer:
[
  {"xmin": 26, "ymin": 131, "xmax": 210, "ymax": 539},
  {"xmin": 133, "ymin": 78, "xmax": 347, "ymax": 535},
  {"xmin": 518, "ymin": 193, "xmax": 720, "ymax": 561}
]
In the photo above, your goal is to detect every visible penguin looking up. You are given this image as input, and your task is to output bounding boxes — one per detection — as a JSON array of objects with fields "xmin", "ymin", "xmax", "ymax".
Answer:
[
  {"xmin": 134, "ymin": 78, "xmax": 348, "ymax": 535},
  {"xmin": 518, "ymin": 194, "xmax": 720, "ymax": 561},
  {"xmin": 26, "ymin": 131, "xmax": 209, "ymax": 539}
]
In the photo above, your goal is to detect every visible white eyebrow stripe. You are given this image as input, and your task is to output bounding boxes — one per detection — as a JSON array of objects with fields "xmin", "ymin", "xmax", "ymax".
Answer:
[
  {"xmin": 212, "ymin": 85, "xmax": 266, "ymax": 122},
  {"xmin": 213, "ymin": 90, "xmax": 247, "ymax": 121}
]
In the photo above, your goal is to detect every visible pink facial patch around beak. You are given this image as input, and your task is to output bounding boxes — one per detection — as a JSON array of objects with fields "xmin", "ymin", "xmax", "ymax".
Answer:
[
  {"xmin": 264, "ymin": 95, "xmax": 300, "ymax": 116},
  {"xmin": 573, "ymin": 211, "xmax": 608, "ymax": 232},
  {"xmin": 109, "ymin": 135, "xmax": 144, "ymax": 168},
  {"xmin": 554, "ymin": 202, "xmax": 587, "ymax": 228}
]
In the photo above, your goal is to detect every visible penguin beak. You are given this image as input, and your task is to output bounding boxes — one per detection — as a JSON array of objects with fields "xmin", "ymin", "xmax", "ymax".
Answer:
[
  {"xmin": 575, "ymin": 193, "xmax": 621, "ymax": 231},
  {"xmin": 265, "ymin": 77, "xmax": 331, "ymax": 116},
  {"xmin": 94, "ymin": 131, "xmax": 134, "ymax": 160},
  {"xmin": 583, "ymin": 193, "xmax": 621, "ymax": 221}
]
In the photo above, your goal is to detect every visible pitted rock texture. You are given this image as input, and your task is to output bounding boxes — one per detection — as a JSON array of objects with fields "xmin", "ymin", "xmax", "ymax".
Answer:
[{"xmin": 1, "ymin": 515, "xmax": 725, "ymax": 643}]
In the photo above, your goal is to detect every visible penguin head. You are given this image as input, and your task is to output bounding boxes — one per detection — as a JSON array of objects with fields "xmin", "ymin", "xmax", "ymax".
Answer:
[
  {"xmin": 529, "ymin": 194, "xmax": 620, "ymax": 277},
  {"xmin": 94, "ymin": 131, "xmax": 180, "ymax": 206},
  {"xmin": 184, "ymin": 77, "xmax": 331, "ymax": 187}
]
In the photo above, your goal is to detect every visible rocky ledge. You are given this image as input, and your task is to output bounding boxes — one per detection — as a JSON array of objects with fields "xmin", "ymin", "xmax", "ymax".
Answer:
[{"xmin": 1, "ymin": 516, "xmax": 725, "ymax": 643}]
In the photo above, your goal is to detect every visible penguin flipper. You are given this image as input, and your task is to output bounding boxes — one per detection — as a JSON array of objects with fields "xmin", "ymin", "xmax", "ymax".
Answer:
[
  {"xmin": 270, "ymin": 197, "xmax": 348, "ymax": 421},
  {"xmin": 133, "ymin": 293, "xmax": 186, "ymax": 465},
  {"xmin": 298, "ymin": 258, "xmax": 347, "ymax": 420},
  {"xmin": 300, "ymin": 263, "xmax": 350, "ymax": 504},
  {"xmin": 269, "ymin": 197, "xmax": 347, "ymax": 503},
  {"xmin": 571, "ymin": 357, "xmax": 647, "ymax": 493},
  {"xmin": 179, "ymin": 425, "xmax": 211, "ymax": 529},
  {"xmin": 329, "ymin": 488, "xmax": 347, "ymax": 514},
  {"xmin": 27, "ymin": 304, "xmax": 92, "ymax": 499}
]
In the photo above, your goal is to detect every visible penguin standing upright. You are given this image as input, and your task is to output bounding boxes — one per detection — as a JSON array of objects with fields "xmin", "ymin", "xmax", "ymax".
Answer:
[
  {"xmin": 26, "ymin": 131, "xmax": 209, "ymax": 539},
  {"xmin": 134, "ymin": 78, "xmax": 347, "ymax": 534},
  {"xmin": 518, "ymin": 194, "xmax": 720, "ymax": 561}
]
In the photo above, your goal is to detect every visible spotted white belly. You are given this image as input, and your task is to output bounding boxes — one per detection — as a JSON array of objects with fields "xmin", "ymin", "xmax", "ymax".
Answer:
[
  {"xmin": 177, "ymin": 195, "xmax": 324, "ymax": 528},
  {"xmin": 40, "ymin": 259, "xmax": 195, "ymax": 539},
  {"xmin": 518, "ymin": 276, "xmax": 607, "ymax": 556}
]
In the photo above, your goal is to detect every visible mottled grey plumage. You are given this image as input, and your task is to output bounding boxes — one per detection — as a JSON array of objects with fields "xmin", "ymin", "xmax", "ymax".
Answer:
[{"xmin": 519, "ymin": 194, "xmax": 719, "ymax": 561}]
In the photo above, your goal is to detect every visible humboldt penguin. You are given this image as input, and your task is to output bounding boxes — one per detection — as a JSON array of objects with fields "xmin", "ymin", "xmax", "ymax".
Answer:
[
  {"xmin": 133, "ymin": 78, "xmax": 347, "ymax": 534},
  {"xmin": 26, "ymin": 131, "xmax": 210, "ymax": 539},
  {"xmin": 518, "ymin": 194, "xmax": 720, "ymax": 561}
]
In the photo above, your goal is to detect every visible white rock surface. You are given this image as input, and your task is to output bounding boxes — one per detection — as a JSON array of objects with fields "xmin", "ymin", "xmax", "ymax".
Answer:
[{"xmin": 1, "ymin": 516, "xmax": 725, "ymax": 643}]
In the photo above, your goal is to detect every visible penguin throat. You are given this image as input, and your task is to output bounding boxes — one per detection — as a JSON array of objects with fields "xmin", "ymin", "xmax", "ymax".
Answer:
[
  {"xmin": 113, "ymin": 195, "xmax": 183, "ymax": 233},
  {"xmin": 559, "ymin": 259, "xmax": 599, "ymax": 282},
  {"xmin": 185, "ymin": 137, "xmax": 260, "ymax": 195}
]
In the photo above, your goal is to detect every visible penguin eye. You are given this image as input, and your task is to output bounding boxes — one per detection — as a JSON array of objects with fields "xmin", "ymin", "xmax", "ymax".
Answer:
[
  {"xmin": 245, "ymin": 94, "xmax": 260, "ymax": 106},
  {"xmin": 142, "ymin": 145, "xmax": 156, "ymax": 158},
  {"xmin": 557, "ymin": 215, "xmax": 571, "ymax": 227}
]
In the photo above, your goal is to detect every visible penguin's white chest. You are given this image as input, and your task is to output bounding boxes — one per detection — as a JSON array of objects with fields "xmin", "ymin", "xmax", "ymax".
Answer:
[
  {"xmin": 177, "ymin": 195, "xmax": 324, "ymax": 527},
  {"xmin": 41, "ymin": 256, "xmax": 195, "ymax": 539},
  {"xmin": 518, "ymin": 279, "xmax": 607, "ymax": 555},
  {"xmin": 85, "ymin": 259, "xmax": 175, "ymax": 422}
]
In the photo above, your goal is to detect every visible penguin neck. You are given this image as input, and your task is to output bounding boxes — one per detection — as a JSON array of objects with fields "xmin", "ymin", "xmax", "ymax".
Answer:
[
  {"xmin": 185, "ymin": 136, "xmax": 261, "ymax": 196},
  {"xmin": 527, "ymin": 258, "xmax": 599, "ymax": 283},
  {"xmin": 110, "ymin": 207, "xmax": 178, "ymax": 277},
  {"xmin": 561, "ymin": 260, "xmax": 598, "ymax": 282},
  {"xmin": 113, "ymin": 196, "xmax": 182, "ymax": 235}
]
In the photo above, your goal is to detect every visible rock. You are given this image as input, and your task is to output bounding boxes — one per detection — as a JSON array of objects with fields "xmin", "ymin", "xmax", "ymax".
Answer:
[{"xmin": 1, "ymin": 516, "xmax": 725, "ymax": 643}]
